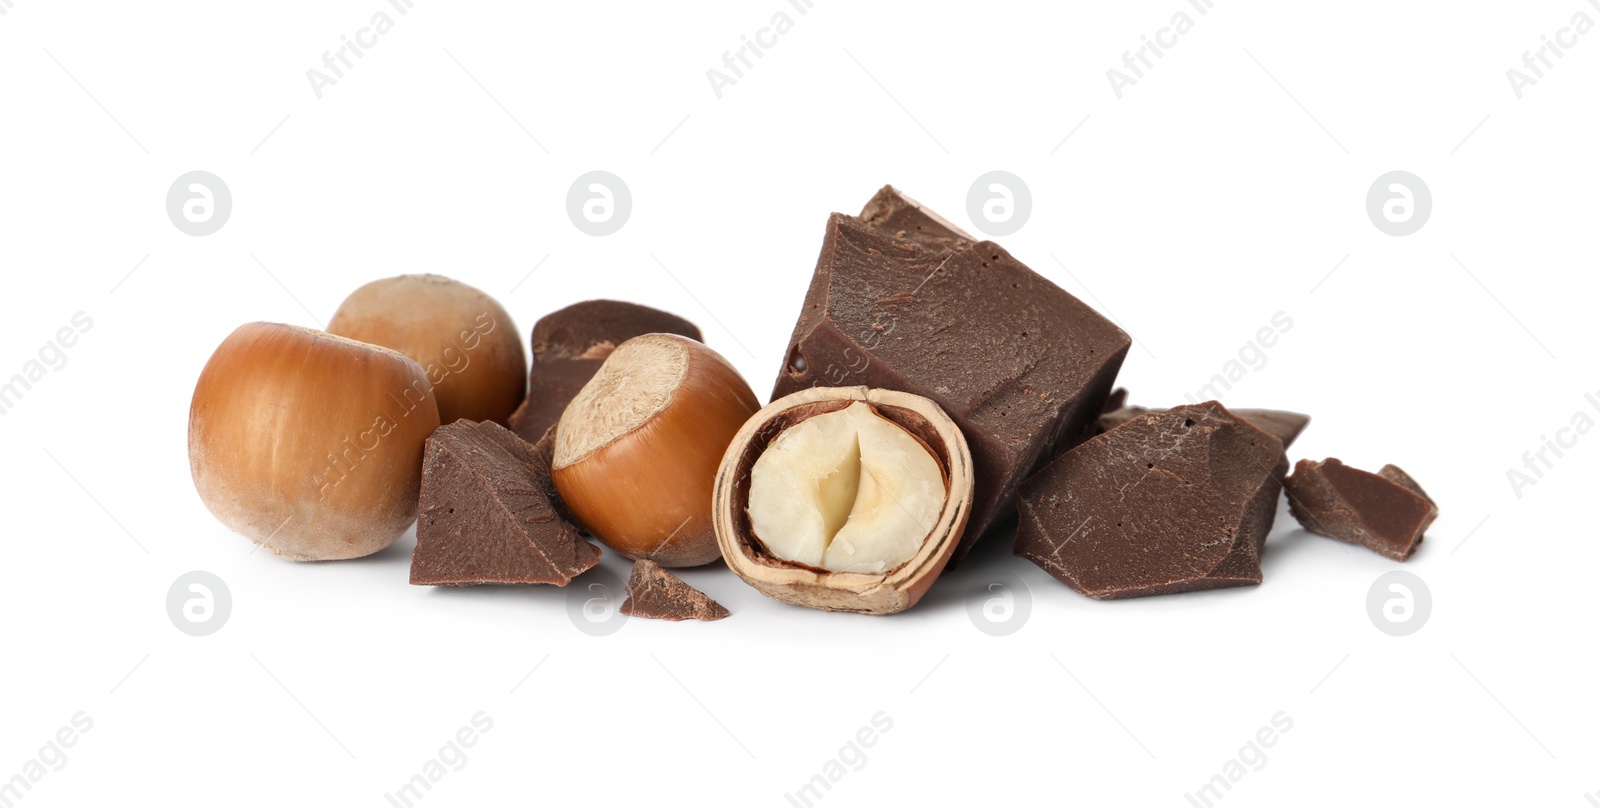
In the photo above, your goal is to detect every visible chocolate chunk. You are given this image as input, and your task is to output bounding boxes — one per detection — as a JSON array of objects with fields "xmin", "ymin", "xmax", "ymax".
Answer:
[
  {"xmin": 1096, "ymin": 404, "xmax": 1151, "ymax": 434},
  {"xmin": 1285, "ymin": 458, "xmax": 1438, "ymax": 561},
  {"xmin": 1015, "ymin": 402, "xmax": 1284, "ymax": 599},
  {"xmin": 774, "ymin": 198, "xmax": 1130, "ymax": 559},
  {"xmin": 531, "ymin": 300, "xmax": 701, "ymax": 362},
  {"xmin": 1100, "ymin": 404, "xmax": 1307, "ymax": 447},
  {"xmin": 857, "ymin": 185, "xmax": 976, "ymax": 253},
  {"xmin": 508, "ymin": 301, "xmax": 701, "ymax": 443},
  {"xmin": 619, "ymin": 559, "xmax": 730, "ymax": 621},
  {"xmin": 1102, "ymin": 387, "xmax": 1129, "ymax": 414},
  {"xmin": 1099, "ymin": 404, "xmax": 1307, "ymax": 481},
  {"xmin": 411, "ymin": 420, "xmax": 600, "ymax": 585},
  {"xmin": 1230, "ymin": 409, "xmax": 1311, "ymax": 450},
  {"xmin": 509, "ymin": 358, "xmax": 604, "ymax": 445}
]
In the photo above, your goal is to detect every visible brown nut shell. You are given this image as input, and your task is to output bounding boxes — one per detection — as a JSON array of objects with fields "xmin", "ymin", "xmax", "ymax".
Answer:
[
  {"xmin": 188, "ymin": 322, "xmax": 441, "ymax": 560},
  {"xmin": 328, "ymin": 274, "xmax": 525, "ymax": 426},
  {"xmin": 713, "ymin": 386, "xmax": 973, "ymax": 615},
  {"xmin": 552, "ymin": 334, "xmax": 759, "ymax": 567}
]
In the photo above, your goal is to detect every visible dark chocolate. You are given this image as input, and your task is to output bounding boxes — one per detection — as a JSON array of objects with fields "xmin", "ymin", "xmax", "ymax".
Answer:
[
  {"xmin": 1285, "ymin": 458, "xmax": 1438, "ymax": 561},
  {"xmin": 1230, "ymin": 409, "xmax": 1311, "ymax": 451},
  {"xmin": 619, "ymin": 559, "xmax": 730, "ymax": 621},
  {"xmin": 1099, "ymin": 403, "xmax": 1307, "ymax": 480},
  {"xmin": 508, "ymin": 301, "xmax": 701, "ymax": 444},
  {"xmin": 773, "ymin": 190, "xmax": 1131, "ymax": 559},
  {"xmin": 1099, "ymin": 404, "xmax": 1308, "ymax": 449},
  {"xmin": 1102, "ymin": 387, "xmax": 1128, "ymax": 414},
  {"xmin": 1096, "ymin": 404, "xmax": 1151, "ymax": 434},
  {"xmin": 1015, "ymin": 402, "xmax": 1283, "ymax": 599},
  {"xmin": 411, "ymin": 420, "xmax": 600, "ymax": 586}
]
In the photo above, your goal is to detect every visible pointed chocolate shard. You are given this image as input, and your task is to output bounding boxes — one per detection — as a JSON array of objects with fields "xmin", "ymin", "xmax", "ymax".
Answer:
[
  {"xmin": 1102, "ymin": 387, "xmax": 1129, "ymax": 414},
  {"xmin": 1285, "ymin": 458, "xmax": 1438, "ymax": 561},
  {"xmin": 508, "ymin": 300, "xmax": 701, "ymax": 444},
  {"xmin": 774, "ymin": 200, "xmax": 1130, "ymax": 561},
  {"xmin": 1015, "ymin": 402, "xmax": 1283, "ymax": 599},
  {"xmin": 619, "ymin": 560, "xmax": 730, "ymax": 621},
  {"xmin": 1230, "ymin": 409, "xmax": 1311, "ymax": 450},
  {"xmin": 411, "ymin": 420, "xmax": 601, "ymax": 586},
  {"xmin": 857, "ymin": 185, "xmax": 976, "ymax": 253},
  {"xmin": 1098, "ymin": 403, "xmax": 1307, "ymax": 481}
]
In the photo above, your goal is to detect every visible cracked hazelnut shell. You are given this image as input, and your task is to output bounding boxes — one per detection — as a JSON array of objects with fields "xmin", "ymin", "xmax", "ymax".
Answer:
[{"xmin": 713, "ymin": 386, "xmax": 974, "ymax": 615}]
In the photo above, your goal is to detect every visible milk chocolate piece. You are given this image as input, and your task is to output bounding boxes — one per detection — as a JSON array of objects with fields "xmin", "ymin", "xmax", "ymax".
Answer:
[
  {"xmin": 774, "ymin": 195, "xmax": 1131, "ymax": 559},
  {"xmin": 1285, "ymin": 458, "xmax": 1438, "ymax": 561},
  {"xmin": 508, "ymin": 301, "xmax": 701, "ymax": 443},
  {"xmin": 411, "ymin": 420, "xmax": 600, "ymax": 585},
  {"xmin": 857, "ymin": 185, "xmax": 977, "ymax": 253},
  {"xmin": 619, "ymin": 559, "xmax": 730, "ymax": 621},
  {"xmin": 1015, "ymin": 402, "xmax": 1283, "ymax": 599}
]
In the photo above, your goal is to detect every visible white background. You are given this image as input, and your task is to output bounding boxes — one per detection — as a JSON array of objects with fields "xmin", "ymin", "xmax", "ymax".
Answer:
[{"xmin": 1, "ymin": 1, "xmax": 1596, "ymax": 805}]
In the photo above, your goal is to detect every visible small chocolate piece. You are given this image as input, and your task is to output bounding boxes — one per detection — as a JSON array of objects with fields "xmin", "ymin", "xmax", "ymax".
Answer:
[
  {"xmin": 508, "ymin": 300, "xmax": 701, "ymax": 443},
  {"xmin": 1096, "ymin": 404, "xmax": 1150, "ymax": 434},
  {"xmin": 1015, "ymin": 402, "xmax": 1283, "ymax": 599},
  {"xmin": 509, "ymin": 358, "xmax": 604, "ymax": 445},
  {"xmin": 619, "ymin": 559, "xmax": 730, "ymax": 621},
  {"xmin": 774, "ymin": 194, "xmax": 1130, "ymax": 559},
  {"xmin": 531, "ymin": 300, "xmax": 701, "ymax": 362},
  {"xmin": 411, "ymin": 420, "xmax": 600, "ymax": 586},
  {"xmin": 1230, "ymin": 409, "xmax": 1311, "ymax": 451},
  {"xmin": 1102, "ymin": 387, "xmax": 1129, "ymax": 414},
  {"xmin": 1285, "ymin": 458, "xmax": 1438, "ymax": 561}
]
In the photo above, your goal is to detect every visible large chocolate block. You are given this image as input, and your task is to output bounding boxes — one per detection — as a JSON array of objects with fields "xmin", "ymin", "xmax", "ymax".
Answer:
[
  {"xmin": 773, "ymin": 191, "xmax": 1130, "ymax": 558},
  {"xmin": 1015, "ymin": 402, "xmax": 1284, "ymax": 599}
]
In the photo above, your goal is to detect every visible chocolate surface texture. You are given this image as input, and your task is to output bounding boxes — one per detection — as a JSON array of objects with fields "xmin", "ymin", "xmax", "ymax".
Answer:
[
  {"xmin": 411, "ymin": 420, "xmax": 600, "ymax": 585},
  {"xmin": 773, "ymin": 186, "xmax": 1131, "ymax": 559},
  {"xmin": 1285, "ymin": 458, "xmax": 1438, "ymax": 560},
  {"xmin": 1015, "ymin": 402, "xmax": 1284, "ymax": 599},
  {"xmin": 620, "ymin": 559, "xmax": 730, "ymax": 621}
]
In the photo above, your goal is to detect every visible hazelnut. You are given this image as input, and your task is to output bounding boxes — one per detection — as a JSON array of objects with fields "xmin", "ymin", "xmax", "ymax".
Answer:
[
  {"xmin": 713, "ymin": 386, "xmax": 973, "ymax": 614},
  {"xmin": 552, "ymin": 334, "xmax": 759, "ymax": 567},
  {"xmin": 188, "ymin": 323, "xmax": 441, "ymax": 559},
  {"xmin": 328, "ymin": 274, "xmax": 525, "ymax": 426}
]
